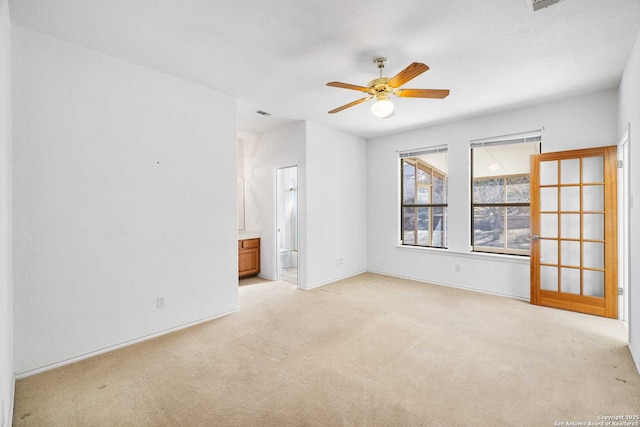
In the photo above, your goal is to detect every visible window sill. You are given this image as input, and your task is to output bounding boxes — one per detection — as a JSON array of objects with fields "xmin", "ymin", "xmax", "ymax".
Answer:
[{"xmin": 396, "ymin": 244, "xmax": 530, "ymax": 265}]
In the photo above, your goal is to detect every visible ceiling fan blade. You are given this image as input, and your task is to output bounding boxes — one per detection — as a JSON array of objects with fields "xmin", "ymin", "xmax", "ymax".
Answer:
[
  {"xmin": 387, "ymin": 63, "xmax": 429, "ymax": 88},
  {"xmin": 328, "ymin": 97, "xmax": 371, "ymax": 114},
  {"xmin": 395, "ymin": 88, "xmax": 450, "ymax": 99},
  {"xmin": 326, "ymin": 81, "xmax": 370, "ymax": 92}
]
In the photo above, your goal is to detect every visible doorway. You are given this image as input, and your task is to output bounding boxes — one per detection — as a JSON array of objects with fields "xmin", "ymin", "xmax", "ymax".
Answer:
[{"xmin": 276, "ymin": 166, "xmax": 298, "ymax": 285}]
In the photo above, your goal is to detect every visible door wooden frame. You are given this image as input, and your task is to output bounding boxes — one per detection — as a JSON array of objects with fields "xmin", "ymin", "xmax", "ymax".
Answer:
[{"xmin": 530, "ymin": 146, "xmax": 618, "ymax": 318}]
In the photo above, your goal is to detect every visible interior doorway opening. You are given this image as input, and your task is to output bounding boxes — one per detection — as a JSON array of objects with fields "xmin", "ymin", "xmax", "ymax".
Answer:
[{"xmin": 276, "ymin": 166, "xmax": 298, "ymax": 285}]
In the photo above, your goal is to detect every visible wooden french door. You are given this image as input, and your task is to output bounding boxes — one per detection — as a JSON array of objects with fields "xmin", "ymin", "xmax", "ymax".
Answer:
[{"xmin": 530, "ymin": 146, "xmax": 618, "ymax": 318}]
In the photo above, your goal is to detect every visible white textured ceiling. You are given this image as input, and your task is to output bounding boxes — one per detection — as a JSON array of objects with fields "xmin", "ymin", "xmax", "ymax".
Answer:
[{"xmin": 9, "ymin": 0, "xmax": 640, "ymax": 139}]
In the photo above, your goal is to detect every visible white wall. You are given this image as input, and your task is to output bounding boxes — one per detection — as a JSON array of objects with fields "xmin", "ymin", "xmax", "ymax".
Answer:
[
  {"xmin": 367, "ymin": 89, "xmax": 619, "ymax": 299},
  {"xmin": 12, "ymin": 27, "xmax": 238, "ymax": 374},
  {"xmin": 0, "ymin": 0, "xmax": 13, "ymax": 424},
  {"xmin": 244, "ymin": 122, "xmax": 307, "ymax": 284},
  {"xmin": 243, "ymin": 121, "xmax": 368, "ymax": 289},
  {"xmin": 237, "ymin": 135, "xmax": 247, "ymax": 231},
  {"xmin": 305, "ymin": 122, "xmax": 368, "ymax": 288},
  {"xmin": 619, "ymin": 28, "xmax": 640, "ymax": 372}
]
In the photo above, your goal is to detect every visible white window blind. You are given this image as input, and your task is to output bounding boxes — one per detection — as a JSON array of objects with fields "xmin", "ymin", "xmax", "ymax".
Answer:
[
  {"xmin": 470, "ymin": 130, "xmax": 542, "ymax": 148},
  {"xmin": 399, "ymin": 144, "xmax": 448, "ymax": 158}
]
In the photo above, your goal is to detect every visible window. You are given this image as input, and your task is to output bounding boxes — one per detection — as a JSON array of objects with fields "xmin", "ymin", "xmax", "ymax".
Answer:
[
  {"xmin": 400, "ymin": 146, "xmax": 448, "ymax": 248},
  {"xmin": 471, "ymin": 132, "xmax": 541, "ymax": 256}
]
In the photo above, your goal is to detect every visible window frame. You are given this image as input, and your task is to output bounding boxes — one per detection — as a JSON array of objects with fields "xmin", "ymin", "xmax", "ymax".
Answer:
[
  {"xmin": 469, "ymin": 133, "xmax": 541, "ymax": 257},
  {"xmin": 400, "ymin": 156, "xmax": 448, "ymax": 249},
  {"xmin": 470, "ymin": 173, "xmax": 531, "ymax": 256}
]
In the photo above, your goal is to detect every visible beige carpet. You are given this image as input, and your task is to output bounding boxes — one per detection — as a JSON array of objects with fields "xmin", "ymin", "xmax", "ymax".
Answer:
[{"xmin": 13, "ymin": 273, "xmax": 640, "ymax": 426}]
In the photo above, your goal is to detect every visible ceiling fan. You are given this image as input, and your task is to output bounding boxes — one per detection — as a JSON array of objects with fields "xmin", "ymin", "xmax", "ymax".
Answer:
[{"xmin": 326, "ymin": 57, "xmax": 450, "ymax": 119}]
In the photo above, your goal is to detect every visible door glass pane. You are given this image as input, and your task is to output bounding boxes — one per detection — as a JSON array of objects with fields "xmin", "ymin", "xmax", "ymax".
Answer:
[
  {"xmin": 540, "ymin": 187, "xmax": 557, "ymax": 211},
  {"xmin": 540, "ymin": 161, "xmax": 558, "ymax": 186},
  {"xmin": 417, "ymin": 207, "xmax": 430, "ymax": 246},
  {"xmin": 583, "ymin": 185, "xmax": 604, "ymax": 211},
  {"xmin": 583, "ymin": 242, "xmax": 604, "ymax": 269},
  {"xmin": 583, "ymin": 156, "xmax": 604, "ymax": 183},
  {"xmin": 560, "ymin": 214, "xmax": 580, "ymax": 239},
  {"xmin": 541, "ymin": 266, "xmax": 558, "ymax": 291},
  {"xmin": 560, "ymin": 186, "xmax": 580, "ymax": 211},
  {"xmin": 561, "ymin": 268, "xmax": 580, "ymax": 294},
  {"xmin": 402, "ymin": 207, "xmax": 417, "ymax": 245},
  {"xmin": 583, "ymin": 214, "xmax": 604, "ymax": 240},
  {"xmin": 506, "ymin": 207, "xmax": 530, "ymax": 250},
  {"xmin": 403, "ymin": 162, "xmax": 415, "ymax": 204},
  {"xmin": 540, "ymin": 214, "xmax": 558, "ymax": 238},
  {"xmin": 584, "ymin": 270, "xmax": 604, "ymax": 298},
  {"xmin": 560, "ymin": 159, "xmax": 580, "ymax": 184},
  {"xmin": 561, "ymin": 240, "xmax": 580, "ymax": 267},
  {"xmin": 541, "ymin": 239, "xmax": 558, "ymax": 264}
]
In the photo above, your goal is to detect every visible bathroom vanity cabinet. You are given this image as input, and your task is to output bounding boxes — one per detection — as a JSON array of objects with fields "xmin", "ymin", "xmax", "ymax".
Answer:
[{"xmin": 238, "ymin": 238, "xmax": 260, "ymax": 278}]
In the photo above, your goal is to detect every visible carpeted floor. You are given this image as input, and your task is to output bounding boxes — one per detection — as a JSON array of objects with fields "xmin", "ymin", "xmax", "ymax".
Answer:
[{"xmin": 13, "ymin": 273, "xmax": 640, "ymax": 426}]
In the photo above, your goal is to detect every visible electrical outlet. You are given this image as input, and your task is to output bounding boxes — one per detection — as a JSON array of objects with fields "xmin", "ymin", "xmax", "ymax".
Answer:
[
  {"xmin": 156, "ymin": 296, "xmax": 166, "ymax": 308},
  {"xmin": 454, "ymin": 264, "xmax": 461, "ymax": 272},
  {"xmin": 336, "ymin": 258, "xmax": 344, "ymax": 266}
]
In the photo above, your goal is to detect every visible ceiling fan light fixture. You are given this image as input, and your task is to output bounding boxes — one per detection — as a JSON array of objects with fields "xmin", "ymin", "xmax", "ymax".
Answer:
[{"xmin": 371, "ymin": 98, "xmax": 394, "ymax": 119}]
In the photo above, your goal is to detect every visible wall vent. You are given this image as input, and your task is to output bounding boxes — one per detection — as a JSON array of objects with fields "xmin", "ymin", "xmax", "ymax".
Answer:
[{"xmin": 531, "ymin": 0, "xmax": 560, "ymax": 12}]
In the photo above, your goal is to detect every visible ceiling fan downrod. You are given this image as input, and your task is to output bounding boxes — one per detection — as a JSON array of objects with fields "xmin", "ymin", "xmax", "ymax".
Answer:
[{"xmin": 374, "ymin": 57, "xmax": 387, "ymax": 78}]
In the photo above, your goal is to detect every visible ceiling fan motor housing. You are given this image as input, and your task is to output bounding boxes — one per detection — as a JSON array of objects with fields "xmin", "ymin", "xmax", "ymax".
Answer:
[{"xmin": 367, "ymin": 77, "xmax": 392, "ymax": 97}]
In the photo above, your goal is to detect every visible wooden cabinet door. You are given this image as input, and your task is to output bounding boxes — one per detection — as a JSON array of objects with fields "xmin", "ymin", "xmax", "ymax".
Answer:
[{"xmin": 238, "ymin": 239, "xmax": 260, "ymax": 278}]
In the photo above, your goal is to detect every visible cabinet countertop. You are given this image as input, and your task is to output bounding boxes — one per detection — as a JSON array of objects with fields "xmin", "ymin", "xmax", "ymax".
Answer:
[{"xmin": 238, "ymin": 230, "xmax": 260, "ymax": 240}]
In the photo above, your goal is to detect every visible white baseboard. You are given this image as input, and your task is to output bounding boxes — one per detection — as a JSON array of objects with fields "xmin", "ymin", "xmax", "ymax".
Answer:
[
  {"xmin": 15, "ymin": 307, "xmax": 239, "ymax": 379},
  {"xmin": 629, "ymin": 342, "xmax": 640, "ymax": 375},
  {"xmin": 299, "ymin": 270, "xmax": 368, "ymax": 291},
  {"xmin": 366, "ymin": 269, "xmax": 529, "ymax": 301}
]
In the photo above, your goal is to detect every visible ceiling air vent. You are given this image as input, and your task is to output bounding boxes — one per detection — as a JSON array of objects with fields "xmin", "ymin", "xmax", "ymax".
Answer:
[{"xmin": 531, "ymin": 0, "xmax": 560, "ymax": 12}]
